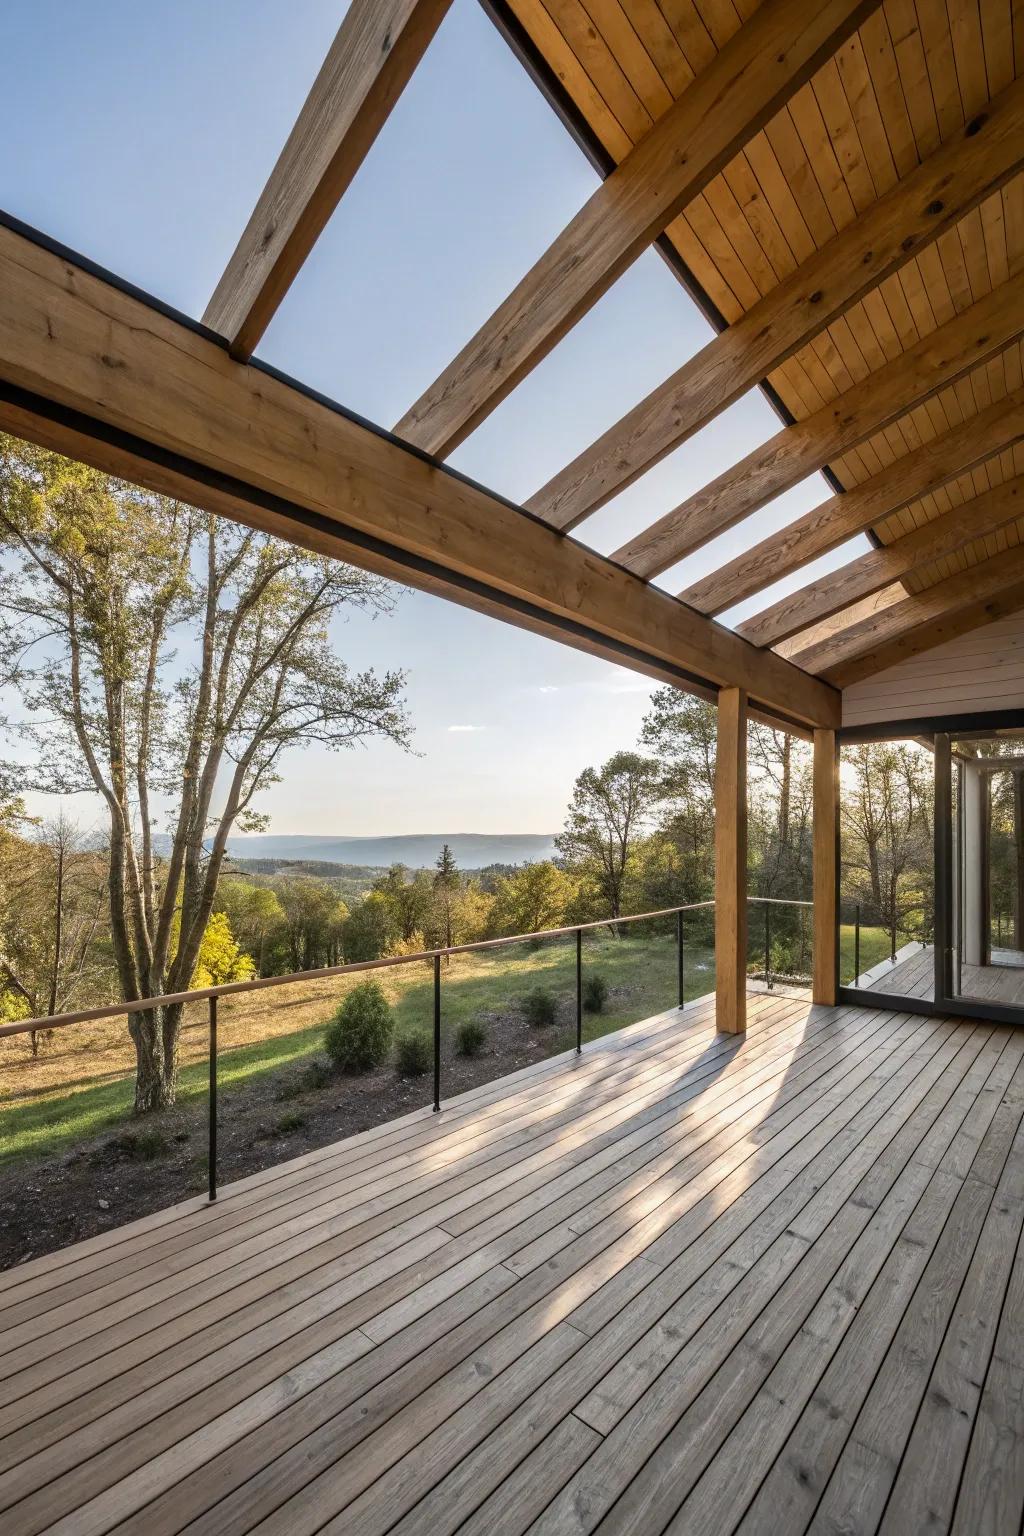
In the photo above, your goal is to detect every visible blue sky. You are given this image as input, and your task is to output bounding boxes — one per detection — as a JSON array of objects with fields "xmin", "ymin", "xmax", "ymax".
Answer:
[{"xmin": 0, "ymin": 0, "xmax": 867, "ymax": 835}]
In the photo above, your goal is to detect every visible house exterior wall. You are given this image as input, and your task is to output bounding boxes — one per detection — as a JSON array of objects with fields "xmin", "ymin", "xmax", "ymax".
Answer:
[{"xmin": 840, "ymin": 611, "xmax": 1024, "ymax": 728}]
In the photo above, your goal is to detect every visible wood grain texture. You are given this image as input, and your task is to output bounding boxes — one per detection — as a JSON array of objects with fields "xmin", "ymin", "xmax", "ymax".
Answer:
[
  {"xmin": 737, "ymin": 474, "xmax": 1024, "ymax": 648},
  {"xmin": 716, "ymin": 686, "xmax": 748, "ymax": 1035},
  {"xmin": 203, "ymin": 0, "xmax": 452, "ymax": 357},
  {"xmin": 826, "ymin": 575, "xmax": 1024, "ymax": 688},
  {"xmin": 678, "ymin": 385, "xmax": 1024, "ymax": 616},
  {"xmin": 0, "ymin": 223, "xmax": 839, "ymax": 728},
  {"xmin": 527, "ymin": 77, "xmax": 1024, "ymax": 532},
  {"xmin": 6, "ymin": 990, "xmax": 1017, "ymax": 1535},
  {"xmin": 812, "ymin": 728, "xmax": 838, "ymax": 1006},
  {"xmin": 614, "ymin": 276, "xmax": 1024, "ymax": 578},
  {"xmin": 790, "ymin": 543, "xmax": 1024, "ymax": 676},
  {"xmin": 394, "ymin": 0, "xmax": 879, "ymax": 459}
]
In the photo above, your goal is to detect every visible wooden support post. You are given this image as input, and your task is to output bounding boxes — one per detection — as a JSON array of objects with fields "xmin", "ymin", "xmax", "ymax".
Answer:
[
  {"xmin": 1014, "ymin": 773, "xmax": 1024, "ymax": 953},
  {"xmin": 716, "ymin": 687, "xmax": 747, "ymax": 1034},
  {"xmin": 813, "ymin": 727, "xmax": 838, "ymax": 1006}
]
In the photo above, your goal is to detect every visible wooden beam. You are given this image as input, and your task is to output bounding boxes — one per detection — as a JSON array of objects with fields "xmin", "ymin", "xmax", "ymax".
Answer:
[
  {"xmin": 824, "ymin": 575, "xmax": 1024, "ymax": 689},
  {"xmin": 0, "ymin": 220, "xmax": 840, "ymax": 729},
  {"xmin": 614, "ymin": 278, "xmax": 1024, "ymax": 578},
  {"xmin": 678, "ymin": 386, "xmax": 1024, "ymax": 615},
  {"xmin": 716, "ymin": 686, "xmax": 748, "ymax": 1034},
  {"xmin": 791, "ymin": 543, "xmax": 1024, "ymax": 676},
  {"xmin": 812, "ymin": 728, "xmax": 838, "ymax": 1006},
  {"xmin": 393, "ymin": 0, "xmax": 879, "ymax": 459},
  {"xmin": 736, "ymin": 474, "xmax": 1024, "ymax": 648},
  {"xmin": 203, "ymin": 0, "xmax": 452, "ymax": 358},
  {"xmin": 526, "ymin": 80, "xmax": 1024, "ymax": 532}
]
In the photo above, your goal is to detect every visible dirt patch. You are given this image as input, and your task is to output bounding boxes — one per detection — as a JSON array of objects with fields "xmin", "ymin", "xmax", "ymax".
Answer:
[{"xmin": 0, "ymin": 1008, "xmax": 573, "ymax": 1271}]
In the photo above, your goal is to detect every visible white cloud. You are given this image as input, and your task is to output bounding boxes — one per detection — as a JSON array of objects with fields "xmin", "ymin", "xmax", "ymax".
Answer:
[
  {"xmin": 447, "ymin": 724, "xmax": 486, "ymax": 733},
  {"xmin": 537, "ymin": 685, "xmax": 559, "ymax": 694}
]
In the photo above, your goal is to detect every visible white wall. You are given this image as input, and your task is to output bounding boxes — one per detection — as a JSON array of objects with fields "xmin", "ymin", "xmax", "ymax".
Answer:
[{"xmin": 841, "ymin": 610, "xmax": 1024, "ymax": 728}]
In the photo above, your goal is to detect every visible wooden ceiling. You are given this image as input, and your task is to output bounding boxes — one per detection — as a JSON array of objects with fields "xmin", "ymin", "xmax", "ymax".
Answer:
[
  {"xmin": 482, "ymin": 0, "xmax": 1024, "ymax": 684},
  {"xmin": 5, "ymin": 0, "xmax": 1024, "ymax": 716}
]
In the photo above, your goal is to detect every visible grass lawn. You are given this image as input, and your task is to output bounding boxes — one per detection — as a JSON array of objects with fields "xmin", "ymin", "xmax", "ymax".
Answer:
[
  {"xmin": 0, "ymin": 924, "xmax": 718, "ymax": 1164},
  {"xmin": 839, "ymin": 923, "xmax": 915, "ymax": 983}
]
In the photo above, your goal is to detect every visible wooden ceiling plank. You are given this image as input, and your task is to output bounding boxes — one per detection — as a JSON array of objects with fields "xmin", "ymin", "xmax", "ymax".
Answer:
[
  {"xmin": 0, "ymin": 221, "xmax": 839, "ymax": 729},
  {"xmin": 394, "ymin": 0, "xmax": 880, "ymax": 458},
  {"xmin": 792, "ymin": 541, "xmax": 1024, "ymax": 674},
  {"xmin": 616, "ymin": 275, "xmax": 1024, "ymax": 577},
  {"xmin": 527, "ymin": 79, "xmax": 1024, "ymax": 531},
  {"xmin": 202, "ymin": 0, "xmax": 452, "ymax": 360},
  {"xmin": 677, "ymin": 381, "xmax": 1024, "ymax": 614},
  {"xmin": 735, "ymin": 473, "xmax": 1024, "ymax": 648},
  {"xmin": 826, "ymin": 573, "xmax": 1024, "ymax": 687}
]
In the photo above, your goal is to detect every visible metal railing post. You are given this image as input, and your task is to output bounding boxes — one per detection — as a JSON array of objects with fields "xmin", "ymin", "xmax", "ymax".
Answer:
[
  {"xmin": 677, "ymin": 908, "xmax": 685, "ymax": 1009},
  {"xmin": 576, "ymin": 928, "xmax": 583, "ymax": 1054},
  {"xmin": 854, "ymin": 903, "xmax": 861, "ymax": 983},
  {"xmin": 208, "ymin": 996, "xmax": 218, "ymax": 1204},
  {"xmin": 433, "ymin": 952, "xmax": 442, "ymax": 1113},
  {"xmin": 765, "ymin": 902, "xmax": 772, "ymax": 991}
]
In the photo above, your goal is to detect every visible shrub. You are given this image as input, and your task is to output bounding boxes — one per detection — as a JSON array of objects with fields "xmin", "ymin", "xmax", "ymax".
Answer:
[
  {"xmin": 396, "ymin": 1028, "xmax": 432, "ymax": 1076},
  {"xmin": 301, "ymin": 1055, "xmax": 333, "ymax": 1091},
  {"xmin": 583, "ymin": 974, "xmax": 608, "ymax": 1014},
  {"xmin": 522, "ymin": 987, "xmax": 558, "ymax": 1028},
  {"xmin": 274, "ymin": 1111, "xmax": 307, "ymax": 1136},
  {"xmin": 324, "ymin": 980, "xmax": 394, "ymax": 1072},
  {"xmin": 456, "ymin": 1019, "xmax": 487, "ymax": 1057},
  {"xmin": 107, "ymin": 1128, "xmax": 169, "ymax": 1162}
]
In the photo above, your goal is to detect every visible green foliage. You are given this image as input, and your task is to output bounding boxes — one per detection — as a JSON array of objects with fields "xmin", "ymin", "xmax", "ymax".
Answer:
[
  {"xmin": 323, "ymin": 980, "xmax": 394, "ymax": 1071},
  {"xmin": 108, "ymin": 1128, "xmax": 170, "ymax": 1161},
  {"xmin": 301, "ymin": 1055, "xmax": 333, "ymax": 1091},
  {"xmin": 490, "ymin": 861, "xmax": 575, "ymax": 936},
  {"xmin": 395, "ymin": 1028, "xmax": 432, "ymax": 1076},
  {"xmin": 556, "ymin": 752, "xmax": 662, "ymax": 919},
  {"xmin": 271, "ymin": 1111, "xmax": 307, "ymax": 1137},
  {"xmin": 343, "ymin": 890, "xmax": 398, "ymax": 962},
  {"xmin": 455, "ymin": 1019, "xmax": 487, "ymax": 1057},
  {"xmin": 583, "ymin": 974, "xmax": 608, "ymax": 1013},
  {"xmin": 522, "ymin": 987, "xmax": 558, "ymax": 1028}
]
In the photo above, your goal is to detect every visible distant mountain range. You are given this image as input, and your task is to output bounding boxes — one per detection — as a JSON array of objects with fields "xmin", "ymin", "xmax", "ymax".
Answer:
[{"xmin": 218, "ymin": 833, "xmax": 559, "ymax": 870}]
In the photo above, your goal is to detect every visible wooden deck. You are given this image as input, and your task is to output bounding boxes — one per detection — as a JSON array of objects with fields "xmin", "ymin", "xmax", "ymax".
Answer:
[
  {"xmin": 1, "ymin": 990, "xmax": 1024, "ymax": 1535},
  {"xmin": 863, "ymin": 944, "xmax": 1024, "ymax": 1009}
]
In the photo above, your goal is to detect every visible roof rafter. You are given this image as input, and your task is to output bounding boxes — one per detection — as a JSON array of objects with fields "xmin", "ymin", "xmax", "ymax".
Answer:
[
  {"xmin": 526, "ymin": 78, "xmax": 1024, "ymax": 532},
  {"xmin": 0, "ymin": 219, "xmax": 839, "ymax": 729},
  {"xmin": 203, "ymin": 0, "xmax": 452, "ymax": 359},
  {"xmin": 825, "ymin": 575, "xmax": 1024, "ymax": 688},
  {"xmin": 394, "ymin": 0, "xmax": 880, "ymax": 458},
  {"xmin": 787, "ymin": 544, "xmax": 1024, "ymax": 677},
  {"xmin": 736, "ymin": 474, "xmax": 1024, "ymax": 649},
  {"xmin": 614, "ymin": 278, "xmax": 1024, "ymax": 579},
  {"xmin": 677, "ymin": 385, "xmax": 1024, "ymax": 616}
]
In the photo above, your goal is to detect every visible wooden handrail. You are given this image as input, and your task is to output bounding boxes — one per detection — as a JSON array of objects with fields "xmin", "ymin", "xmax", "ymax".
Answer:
[{"xmin": 0, "ymin": 900, "xmax": 723, "ymax": 1039}]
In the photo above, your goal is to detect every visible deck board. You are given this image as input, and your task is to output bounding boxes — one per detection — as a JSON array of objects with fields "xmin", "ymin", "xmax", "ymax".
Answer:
[
  {"xmin": 1, "ymin": 993, "xmax": 1023, "ymax": 1535},
  {"xmin": 861, "ymin": 944, "xmax": 1024, "ymax": 1007}
]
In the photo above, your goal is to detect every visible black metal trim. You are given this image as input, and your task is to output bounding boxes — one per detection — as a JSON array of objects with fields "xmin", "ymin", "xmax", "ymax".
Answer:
[
  {"xmin": 838, "ymin": 709, "xmax": 1024, "ymax": 745},
  {"xmin": 839, "ymin": 985, "xmax": 1024, "ymax": 1027},
  {"xmin": 1, "ymin": 377, "xmax": 732, "ymax": 700}
]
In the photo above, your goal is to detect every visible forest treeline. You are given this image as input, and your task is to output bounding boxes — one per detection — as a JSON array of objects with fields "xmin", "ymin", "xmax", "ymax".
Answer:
[{"xmin": 0, "ymin": 438, "xmax": 969, "ymax": 1112}]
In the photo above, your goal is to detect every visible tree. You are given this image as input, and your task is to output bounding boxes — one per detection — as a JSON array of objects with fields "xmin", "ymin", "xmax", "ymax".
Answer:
[
  {"xmin": 843, "ymin": 742, "xmax": 933, "ymax": 960},
  {"xmin": 0, "ymin": 813, "xmax": 107, "ymax": 1052},
  {"xmin": 0, "ymin": 438, "xmax": 410, "ymax": 1109},
  {"xmin": 215, "ymin": 878, "xmax": 286, "ymax": 975},
  {"xmin": 432, "ymin": 843, "xmax": 460, "ymax": 951},
  {"xmin": 556, "ymin": 752, "xmax": 662, "ymax": 919},
  {"xmin": 190, "ymin": 911, "xmax": 255, "ymax": 988},
  {"xmin": 343, "ymin": 891, "xmax": 399, "ymax": 962},
  {"xmin": 371, "ymin": 864, "xmax": 433, "ymax": 942},
  {"xmin": 276, "ymin": 877, "xmax": 349, "ymax": 971},
  {"xmin": 490, "ymin": 861, "xmax": 574, "ymax": 936}
]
